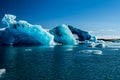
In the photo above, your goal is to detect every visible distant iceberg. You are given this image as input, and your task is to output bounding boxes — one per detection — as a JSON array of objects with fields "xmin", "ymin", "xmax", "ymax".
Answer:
[{"xmin": 0, "ymin": 14, "xmax": 97, "ymax": 46}]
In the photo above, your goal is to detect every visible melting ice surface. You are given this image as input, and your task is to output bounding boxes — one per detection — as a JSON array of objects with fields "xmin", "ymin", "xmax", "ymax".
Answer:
[{"xmin": 0, "ymin": 14, "xmax": 97, "ymax": 46}]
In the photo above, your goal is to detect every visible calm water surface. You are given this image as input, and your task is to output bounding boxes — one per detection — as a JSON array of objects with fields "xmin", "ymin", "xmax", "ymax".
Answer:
[{"xmin": 0, "ymin": 43, "xmax": 120, "ymax": 80}]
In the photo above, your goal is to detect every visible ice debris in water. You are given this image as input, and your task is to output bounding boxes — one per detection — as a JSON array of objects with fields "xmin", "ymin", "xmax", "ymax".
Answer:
[
  {"xmin": 111, "ymin": 48, "xmax": 119, "ymax": 51},
  {"xmin": 68, "ymin": 25, "xmax": 91, "ymax": 41},
  {"xmin": 83, "ymin": 39, "xmax": 106, "ymax": 48},
  {"xmin": 79, "ymin": 50, "xmax": 102, "ymax": 55},
  {"xmin": 96, "ymin": 40, "xmax": 105, "ymax": 43},
  {"xmin": 95, "ymin": 43, "xmax": 106, "ymax": 48},
  {"xmin": 83, "ymin": 40, "xmax": 96, "ymax": 47},
  {"xmin": 0, "ymin": 69, "xmax": 6, "ymax": 77},
  {"xmin": 25, "ymin": 48, "xmax": 32, "ymax": 52}
]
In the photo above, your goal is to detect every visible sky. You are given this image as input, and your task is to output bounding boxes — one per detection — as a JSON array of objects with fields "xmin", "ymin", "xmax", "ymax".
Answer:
[{"xmin": 0, "ymin": 0, "xmax": 120, "ymax": 38}]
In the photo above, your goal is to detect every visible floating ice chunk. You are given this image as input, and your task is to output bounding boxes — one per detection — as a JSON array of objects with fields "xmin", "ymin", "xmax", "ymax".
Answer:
[
  {"xmin": 50, "ymin": 24, "xmax": 77, "ymax": 45},
  {"xmin": 87, "ymin": 42, "xmax": 96, "ymax": 47},
  {"xmin": 96, "ymin": 40, "xmax": 105, "ymax": 43},
  {"xmin": 0, "ymin": 69, "xmax": 6, "ymax": 77},
  {"xmin": 79, "ymin": 50, "xmax": 102, "ymax": 55},
  {"xmin": 89, "ymin": 36, "xmax": 97, "ymax": 42},
  {"xmin": 96, "ymin": 43, "xmax": 106, "ymax": 48},
  {"xmin": 84, "ymin": 40, "xmax": 96, "ymax": 47},
  {"xmin": 111, "ymin": 49, "xmax": 119, "ymax": 51},
  {"xmin": 92, "ymin": 50, "xmax": 102, "ymax": 55},
  {"xmin": 95, "ymin": 40, "xmax": 106, "ymax": 48},
  {"xmin": 25, "ymin": 48, "xmax": 32, "ymax": 52},
  {"xmin": 66, "ymin": 48, "xmax": 73, "ymax": 51}
]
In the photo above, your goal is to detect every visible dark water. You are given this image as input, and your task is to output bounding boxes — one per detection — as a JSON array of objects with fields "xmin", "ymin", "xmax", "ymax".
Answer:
[{"xmin": 0, "ymin": 44, "xmax": 120, "ymax": 80}]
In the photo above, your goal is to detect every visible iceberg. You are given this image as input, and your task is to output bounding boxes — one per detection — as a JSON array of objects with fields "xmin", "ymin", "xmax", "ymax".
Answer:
[
  {"xmin": 68, "ymin": 25, "xmax": 91, "ymax": 41},
  {"xmin": 0, "ymin": 14, "xmax": 98, "ymax": 46},
  {"xmin": 49, "ymin": 24, "xmax": 77, "ymax": 45},
  {"xmin": 68, "ymin": 25, "xmax": 97, "ymax": 42},
  {"xmin": 0, "ymin": 14, "xmax": 54, "ymax": 46}
]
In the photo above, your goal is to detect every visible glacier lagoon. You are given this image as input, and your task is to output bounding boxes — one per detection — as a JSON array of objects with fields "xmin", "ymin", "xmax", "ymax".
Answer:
[
  {"xmin": 0, "ymin": 42, "xmax": 120, "ymax": 80},
  {"xmin": 0, "ymin": 14, "xmax": 120, "ymax": 80}
]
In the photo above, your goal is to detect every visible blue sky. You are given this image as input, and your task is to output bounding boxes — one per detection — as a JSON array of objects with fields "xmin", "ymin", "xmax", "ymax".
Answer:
[{"xmin": 0, "ymin": 0, "xmax": 120, "ymax": 37}]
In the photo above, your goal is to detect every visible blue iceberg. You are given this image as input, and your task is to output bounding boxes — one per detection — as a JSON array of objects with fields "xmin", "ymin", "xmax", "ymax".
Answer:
[
  {"xmin": 0, "ymin": 14, "xmax": 54, "ymax": 46},
  {"xmin": 0, "ymin": 14, "xmax": 97, "ymax": 46},
  {"xmin": 49, "ymin": 24, "xmax": 77, "ymax": 45},
  {"xmin": 68, "ymin": 25, "xmax": 97, "ymax": 42}
]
